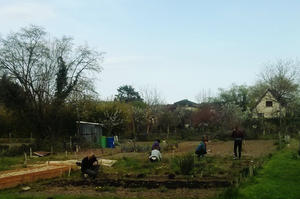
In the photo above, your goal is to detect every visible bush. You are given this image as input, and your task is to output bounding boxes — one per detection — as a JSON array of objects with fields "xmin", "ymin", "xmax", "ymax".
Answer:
[{"xmin": 173, "ymin": 153, "xmax": 195, "ymax": 175}]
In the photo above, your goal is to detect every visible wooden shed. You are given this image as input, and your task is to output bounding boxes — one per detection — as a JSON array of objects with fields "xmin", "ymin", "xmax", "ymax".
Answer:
[{"xmin": 76, "ymin": 121, "xmax": 102, "ymax": 145}]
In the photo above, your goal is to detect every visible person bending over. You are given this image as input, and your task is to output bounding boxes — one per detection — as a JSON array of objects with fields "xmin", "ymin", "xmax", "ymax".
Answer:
[
  {"xmin": 149, "ymin": 148, "xmax": 162, "ymax": 162},
  {"xmin": 195, "ymin": 136, "xmax": 208, "ymax": 158},
  {"xmin": 81, "ymin": 153, "xmax": 99, "ymax": 179}
]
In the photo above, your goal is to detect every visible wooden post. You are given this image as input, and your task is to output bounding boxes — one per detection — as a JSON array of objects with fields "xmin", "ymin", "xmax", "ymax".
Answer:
[
  {"xmin": 172, "ymin": 150, "xmax": 175, "ymax": 158},
  {"xmin": 68, "ymin": 166, "xmax": 71, "ymax": 177},
  {"xmin": 69, "ymin": 136, "xmax": 72, "ymax": 150},
  {"xmin": 29, "ymin": 147, "xmax": 32, "ymax": 158},
  {"xmin": 249, "ymin": 165, "xmax": 253, "ymax": 177},
  {"xmin": 9, "ymin": 132, "xmax": 11, "ymax": 143},
  {"xmin": 24, "ymin": 152, "xmax": 27, "ymax": 167},
  {"xmin": 65, "ymin": 150, "xmax": 68, "ymax": 158}
]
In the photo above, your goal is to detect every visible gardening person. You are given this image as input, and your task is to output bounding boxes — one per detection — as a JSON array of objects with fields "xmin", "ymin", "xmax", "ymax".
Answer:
[
  {"xmin": 149, "ymin": 148, "xmax": 162, "ymax": 162},
  {"xmin": 195, "ymin": 136, "xmax": 208, "ymax": 158},
  {"xmin": 81, "ymin": 152, "xmax": 99, "ymax": 179},
  {"xmin": 232, "ymin": 126, "xmax": 245, "ymax": 159},
  {"xmin": 152, "ymin": 139, "xmax": 161, "ymax": 151}
]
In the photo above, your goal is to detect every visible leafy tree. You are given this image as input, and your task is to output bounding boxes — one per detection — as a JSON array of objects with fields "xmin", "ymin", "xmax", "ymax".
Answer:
[
  {"xmin": 55, "ymin": 57, "xmax": 69, "ymax": 103},
  {"xmin": 215, "ymin": 84, "xmax": 249, "ymax": 111},
  {"xmin": 0, "ymin": 75, "xmax": 28, "ymax": 112},
  {"xmin": 93, "ymin": 102, "xmax": 129, "ymax": 137},
  {"xmin": 115, "ymin": 85, "xmax": 143, "ymax": 103},
  {"xmin": 0, "ymin": 75, "xmax": 34, "ymax": 137}
]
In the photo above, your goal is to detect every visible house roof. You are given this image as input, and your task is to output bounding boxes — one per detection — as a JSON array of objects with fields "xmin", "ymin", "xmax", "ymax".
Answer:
[
  {"xmin": 76, "ymin": 121, "xmax": 103, "ymax": 126},
  {"xmin": 174, "ymin": 99, "xmax": 198, "ymax": 107},
  {"xmin": 254, "ymin": 89, "xmax": 284, "ymax": 108}
]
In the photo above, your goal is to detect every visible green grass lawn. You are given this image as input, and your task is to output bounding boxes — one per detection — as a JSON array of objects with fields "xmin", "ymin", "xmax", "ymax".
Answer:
[
  {"xmin": 0, "ymin": 156, "xmax": 24, "ymax": 171},
  {"xmin": 217, "ymin": 140, "xmax": 300, "ymax": 199}
]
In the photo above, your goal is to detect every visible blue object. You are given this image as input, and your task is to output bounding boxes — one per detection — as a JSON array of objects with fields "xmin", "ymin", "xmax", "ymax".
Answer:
[{"xmin": 106, "ymin": 137, "xmax": 115, "ymax": 148}]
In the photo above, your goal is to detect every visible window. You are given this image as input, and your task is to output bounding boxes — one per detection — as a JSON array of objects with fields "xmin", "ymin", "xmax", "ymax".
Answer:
[{"xmin": 266, "ymin": 101, "xmax": 273, "ymax": 107}]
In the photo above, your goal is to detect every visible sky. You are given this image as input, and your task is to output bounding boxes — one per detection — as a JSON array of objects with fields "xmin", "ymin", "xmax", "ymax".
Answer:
[{"xmin": 1, "ymin": 0, "xmax": 300, "ymax": 103}]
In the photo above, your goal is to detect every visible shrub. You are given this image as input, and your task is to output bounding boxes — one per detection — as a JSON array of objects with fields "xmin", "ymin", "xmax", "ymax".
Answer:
[{"xmin": 173, "ymin": 153, "xmax": 195, "ymax": 175}]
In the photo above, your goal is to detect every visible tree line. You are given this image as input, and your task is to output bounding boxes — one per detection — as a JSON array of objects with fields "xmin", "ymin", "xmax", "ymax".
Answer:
[{"xmin": 1, "ymin": 26, "xmax": 300, "ymax": 147}]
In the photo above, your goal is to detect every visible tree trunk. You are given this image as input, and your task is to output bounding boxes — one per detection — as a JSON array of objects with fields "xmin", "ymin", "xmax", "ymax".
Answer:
[{"xmin": 167, "ymin": 124, "xmax": 170, "ymax": 139}]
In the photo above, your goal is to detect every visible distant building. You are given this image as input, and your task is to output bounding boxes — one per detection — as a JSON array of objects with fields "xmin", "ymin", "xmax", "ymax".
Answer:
[
  {"xmin": 173, "ymin": 99, "xmax": 199, "ymax": 111},
  {"xmin": 76, "ymin": 121, "xmax": 102, "ymax": 144},
  {"xmin": 252, "ymin": 89, "xmax": 286, "ymax": 119}
]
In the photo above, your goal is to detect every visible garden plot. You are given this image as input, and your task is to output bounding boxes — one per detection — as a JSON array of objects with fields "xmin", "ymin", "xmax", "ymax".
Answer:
[
  {"xmin": 4, "ymin": 140, "xmax": 277, "ymax": 199},
  {"xmin": 0, "ymin": 159, "xmax": 118, "ymax": 190}
]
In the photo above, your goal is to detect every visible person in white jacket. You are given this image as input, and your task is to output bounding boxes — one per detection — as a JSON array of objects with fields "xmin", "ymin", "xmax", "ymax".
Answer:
[{"xmin": 149, "ymin": 149, "xmax": 162, "ymax": 162}]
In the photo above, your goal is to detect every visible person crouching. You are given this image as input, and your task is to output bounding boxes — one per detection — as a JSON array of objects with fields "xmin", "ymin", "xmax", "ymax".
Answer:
[
  {"xmin": 149, "ymin": 148, "xmax": 162, "ymax": 162},
  {"xmin": 195, "ymin": 136, "xmax": 208, "ymax": 158},
  {"xmin": 81, "ymin": 152, "xmax": 99, "ymax": 179}
]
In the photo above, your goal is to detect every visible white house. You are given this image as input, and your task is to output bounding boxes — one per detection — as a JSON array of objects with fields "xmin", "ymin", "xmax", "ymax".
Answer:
[{"xmin": 252, "ymin": 89, "xmax": 286, "ymax": 119}]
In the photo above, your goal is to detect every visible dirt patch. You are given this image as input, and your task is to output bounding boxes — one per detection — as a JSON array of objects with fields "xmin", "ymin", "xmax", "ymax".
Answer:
[
  {"xmin": 64, "ymin": 140, "xmax": 276, "ymax": 160},
  {"xmin": 46, "ymin": 177, "xmax": 231, "ymax": 189},
  {"xmin": 177, "ymin": 140, "xmax": 276, "ymax": 157},
  {"xmin": 23, "ymin": 184, "xmax": 221, "ymax": 199}
]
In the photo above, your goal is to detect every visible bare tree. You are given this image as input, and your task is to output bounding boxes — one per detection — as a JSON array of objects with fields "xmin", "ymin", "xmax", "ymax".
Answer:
[
  {"xmin": 140, "ymin": 87, "xmax": 165, "ymax": 135},
  {"xmin": 0, "ymin": 25, "xmax": 103, "ymax": 139},
  {"xmin": 140, "ymin": 86, "xmax": 165, "ymax": 106},
  {"xmin": 261, "ymin": 59, "xmax": 299, "ymax": 103},
  {"xmin": 0, "ymin": 25, "xmax": 103, "ymax": 106},
  {"xmin": 195, "ymin": 88, "xmax": 213, "ymax": 103},
  {"xmin": 102, "ymin": 109, "xmax": 124, "ymax": 136}
]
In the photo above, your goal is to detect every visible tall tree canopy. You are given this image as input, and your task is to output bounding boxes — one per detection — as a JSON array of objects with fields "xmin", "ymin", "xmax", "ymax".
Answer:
[
  {"xmin": 215, "ymin": 84, "xmax": 249, "ymax": 111},
  {"xmin": 115, "ymin": 85, "xmax": 143, "ymax": 103}
]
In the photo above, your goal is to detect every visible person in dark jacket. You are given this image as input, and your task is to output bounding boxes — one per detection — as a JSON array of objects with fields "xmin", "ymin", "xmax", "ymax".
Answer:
[
  {"xmin": 232, "ymin": 126, "xmax": 245, "ymax": 159},
  {"xmin": 81, "ymin": 153, "xmax": 99, "ymax": 179},
  {"xmin": 195, "ymin": 136, "xmax": 208, "ymax": 158},
  {"xmin": 152, "ymin": 139, "xmax": 161, "ymax": 151}
]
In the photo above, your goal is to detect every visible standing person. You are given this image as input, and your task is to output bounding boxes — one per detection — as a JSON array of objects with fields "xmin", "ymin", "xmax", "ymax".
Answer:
[
  {"xmin": 232, "ymin": 126, "xmax": 245, "ymax": 159},
  {"xmin": 195, "ymin": 136, "xmax": 208, "ymax": 158},
  {"xmin": 81, "ymin": 152, "xmax": 99, "ymax": 179},
  {"xmin": 152, "ymin": 139, "xmax": 161, "ymax": 151},
  {"xmin": 149, "ymin": 148, "xmax": 162, "ymax": 162}
]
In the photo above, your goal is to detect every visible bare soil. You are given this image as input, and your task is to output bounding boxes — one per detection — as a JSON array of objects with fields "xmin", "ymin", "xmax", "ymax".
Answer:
[
  {"xmin": 23, "ymin": 185, "xmax": 221, "ymax": 199},
  {"xmin": 177, "ymin": 140, "xmax": 276, "ymax": 157}
]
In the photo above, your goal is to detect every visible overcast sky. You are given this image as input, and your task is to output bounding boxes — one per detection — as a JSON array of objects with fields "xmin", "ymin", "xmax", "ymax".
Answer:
[{"xmin": 1, "ymin": 0, "xmax": 300, "ymax": 103}]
